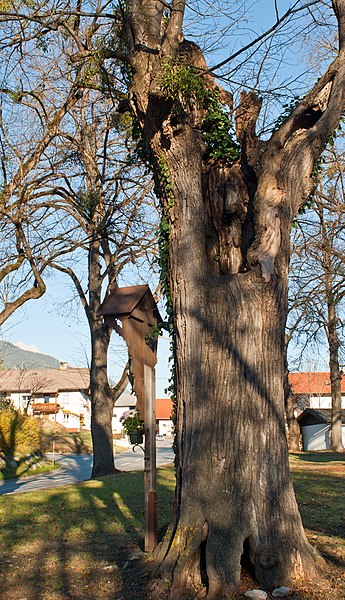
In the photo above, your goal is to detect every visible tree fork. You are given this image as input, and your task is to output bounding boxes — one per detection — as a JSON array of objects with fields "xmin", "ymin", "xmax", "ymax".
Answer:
[{"xmin": 125, "ymin": 1, "xmax": 345, "ymax": 596}]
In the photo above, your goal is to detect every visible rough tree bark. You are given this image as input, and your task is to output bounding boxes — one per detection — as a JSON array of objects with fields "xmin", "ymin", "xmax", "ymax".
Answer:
[
  {"xmin": 316, "ymin": 197, "xmax": 345, "ymax": 452},
  {"xmin": 89, "ymin": 248, "xmax": 130, "ymax": 476},
  {"xmin": 325, "ymin": 273, "xmax": 345, "ymax": 451},
  {"xmin": 124, "ymin": 1, "xmax": 345, "ymax": 596},
  {"xmin": 284, "ymin": 361, "xmax": 301, "ymax": 452},
  {"xmin": 88, "ymin": 239, "xmax": 115, "ymax": 477}
]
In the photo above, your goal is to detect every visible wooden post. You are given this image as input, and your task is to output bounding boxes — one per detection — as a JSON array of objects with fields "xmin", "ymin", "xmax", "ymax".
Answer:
[
  {"xmin": 98, "ymin": 285, "xmax": 161, "ymax": 552},
  {"xmin": 144, "ymin": 364, "xmax": 157, "ymax": 552}
]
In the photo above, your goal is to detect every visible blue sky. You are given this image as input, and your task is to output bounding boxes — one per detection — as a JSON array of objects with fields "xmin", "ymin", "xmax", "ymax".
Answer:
[{"xmin": 0, "ymin": 273, "xmax": 172, "ymax": 397}]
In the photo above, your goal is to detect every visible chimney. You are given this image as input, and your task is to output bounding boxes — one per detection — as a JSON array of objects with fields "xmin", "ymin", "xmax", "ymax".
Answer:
[{"xmin": 60, "ymin": 362, "xmax": 68, "ymax": 370}]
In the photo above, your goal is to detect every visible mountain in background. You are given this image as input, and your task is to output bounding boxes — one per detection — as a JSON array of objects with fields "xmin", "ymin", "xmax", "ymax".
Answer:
[{"xmin": 0, "ymin": 340, "xmax": 60, "ymax": 370}]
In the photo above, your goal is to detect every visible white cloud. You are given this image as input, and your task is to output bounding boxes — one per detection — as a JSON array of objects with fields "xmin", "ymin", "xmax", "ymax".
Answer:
[{"xmin": 14, "ymin": 341, "xmax": 40, "ymax": 353}]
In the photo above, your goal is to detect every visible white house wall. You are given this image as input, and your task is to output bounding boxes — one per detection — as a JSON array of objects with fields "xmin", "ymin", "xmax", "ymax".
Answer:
[
  {"xmin": 309, "ymin": 395, "xmax": 345, "ymax": 409},
  {"xmin": 112, "ymin": 412, "xmax": 124, "ymax": 434},
  {"xmin": 158, "ymin": 419, "xmax": 173, "ymax": 436},
  {"xmin": 9, "ymin": 392, "xmax": 27, "ymax": 410},
  {"xmin": 56, "ymin": 391, "xmax": 91, "ymax": 429},
  {"xmin": 55, "ymin": 411, "xmax": 81, "ymax": 430},
  {"xmin": 301, "ymin": 423, "xmax": 345, "ymax": 450},
  {"xmin": 112, "ymin": 400, "xmax": 137, "ymax": 435},
  {"xmin": 8, "ymin": 390, "xmax": 91, "ymax": 430}
]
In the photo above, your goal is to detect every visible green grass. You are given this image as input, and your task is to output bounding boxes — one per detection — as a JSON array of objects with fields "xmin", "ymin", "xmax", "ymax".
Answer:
[
  {"xmin": 290, "ymin": 451, "xmax": 345, "ymax": 463},
  {"xmin": 41, "ymin": 429, "xmax": 94, "ymax": 454},
  {"xmin": 0, "ymin": 458, "xmax": 60, "ymax": 481},
  {"xmin": 0, "ymin": 465, "xmax": 176, "ymax": 600},
  {"xmin": 289, "ymin": 451, "xmax": 345, "ymax": 580},
  {"xmin": 0, "ymin": 466, "xmax": 175, "ymax": 540},
  {"xmin": 42, "ymin": 428, "xmax": 128, "ymax": 455},
  {"xmin": 0, "ymin": 455, "xmax": 343, "ymax": 600}
]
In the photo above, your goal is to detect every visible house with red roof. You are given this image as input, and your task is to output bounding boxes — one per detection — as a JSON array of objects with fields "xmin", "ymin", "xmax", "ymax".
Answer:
[
  {"xmin": 156, "ymin": 398, "xmax": 174, "ymax": 437},
  {"xmin": 289, "ymin": 372, "xmax": 345, "ymax": 450},
  {"xmin": 289, "ymin": 371, "xmax": 345, "ymax": 409}
]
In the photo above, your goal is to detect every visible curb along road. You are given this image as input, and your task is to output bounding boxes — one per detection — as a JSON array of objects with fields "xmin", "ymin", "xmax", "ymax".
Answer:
[{"xmin": 0, "ymin": 440, "xmax": 174, "ymax": 495}]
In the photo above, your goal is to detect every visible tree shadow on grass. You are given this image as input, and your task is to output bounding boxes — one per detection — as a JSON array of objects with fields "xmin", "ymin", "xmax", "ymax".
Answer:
[
  {"xmin": 290, "ymin": 451, "xmax": 345, "ymax": 463},
  {"xmin": 42, "ymin": 430, "xmax": 91, "ymax": 454},
  {"xmin": 292, "ymin": 470, "xmax": 345, "ymax": 569},
  {"xmin": 0, "ymin": 467, "xmax": 175, "ymax": 600}
]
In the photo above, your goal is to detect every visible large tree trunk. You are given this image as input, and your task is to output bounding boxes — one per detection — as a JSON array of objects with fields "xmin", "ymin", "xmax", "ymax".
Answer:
[
  {"xmin": 149, "ymin": 128, "xmax": 320, "ymax": 598},
  {"xmin": 327, "ymin": 297, "xmax": 344, "ymax": 452},
  {"xmin": 88, "ymin": 238, "xmax": 116, "ymax": 477},
  {"xmin": 284, "ymin": 363, "xmax": 301, "ymax": 452},
  {"xmin": 125, "ymin": 0, "xmax": 345, "ymax": 595},
  {"xmin": 169, "ymin": 284, "xmax": 315, "ymax": 596},
  {"xmin": 90, "ymin": 324, "xmax": 115, "ymax": 477}
]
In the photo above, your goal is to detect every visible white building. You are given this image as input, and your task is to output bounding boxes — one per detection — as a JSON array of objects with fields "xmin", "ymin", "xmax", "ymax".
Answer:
[
  {"xmin": 0, "ymin": 363, "xmax": 174, "ymax": 441},
  {"xmin": 290, "ymin": 372, "xmax": 345, "ymax": 450},
  {"xmin": 156, "ymin": 398, "xmax": 174, "ymax": 436},
  {"xmin": 112, "ymin": 391, "xmax": 137, "ymax": 434},
  {"xmin": 0, "ymin": 363, "xmax": 91, "ymax": 431},
  {"xmin": 297, "ymin": 408, "xmax": 345, "ymax": 451}
]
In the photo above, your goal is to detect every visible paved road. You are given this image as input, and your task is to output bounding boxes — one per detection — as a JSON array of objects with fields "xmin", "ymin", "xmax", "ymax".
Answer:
[
  {"xmin": 0, "ymin": 440, "xmax": 174, "ymax": 496},
  {"xmin": 116, "ymin": 441, "xmax": 174, "ymax": 472}
]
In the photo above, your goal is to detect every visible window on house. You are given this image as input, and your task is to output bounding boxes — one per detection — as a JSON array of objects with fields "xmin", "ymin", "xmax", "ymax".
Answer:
[
  {"xmin": 21, "ymin": 395, "xmax": 31, "ymax": 408},
  {"xmin": 44, "ymin": 396, "xmax": 50, "ymax": 404}
]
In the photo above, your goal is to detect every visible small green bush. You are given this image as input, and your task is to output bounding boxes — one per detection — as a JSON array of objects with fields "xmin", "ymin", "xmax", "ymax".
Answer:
[
  {"xmin": 0, "ymin": 409, "xmax": 43, "ymax": 479},
  {"xmin": 0, "ymin": 409, "xmax": 41, "ymax": 454},
  {"xmin": 0, "ymin": 396, "xmax": 13, "ymax": 412}
]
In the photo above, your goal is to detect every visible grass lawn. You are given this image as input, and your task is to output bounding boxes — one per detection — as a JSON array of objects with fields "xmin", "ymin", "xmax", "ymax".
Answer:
[
  {"xmin": 41, "ymin": 427, "xmax": 128, "ymax": 455},
  {"xmin": 0, "ymin": 454, "xmax": 344, "ymax": 600},
  {"xmin": 0, "ymin": 458, "xmax": 60, "ymax": 481}
]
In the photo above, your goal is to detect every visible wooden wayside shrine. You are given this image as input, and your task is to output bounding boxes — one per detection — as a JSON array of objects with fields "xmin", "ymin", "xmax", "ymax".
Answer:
[{"xmin": 99, "ymin": 284, "xmax": 161, "ymax": 552}]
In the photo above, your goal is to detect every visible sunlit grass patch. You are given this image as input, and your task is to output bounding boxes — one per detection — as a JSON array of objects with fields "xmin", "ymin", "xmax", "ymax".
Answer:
[{"xmin": 0, "ymin": 458, "xmax": 343, "ymax": 599}]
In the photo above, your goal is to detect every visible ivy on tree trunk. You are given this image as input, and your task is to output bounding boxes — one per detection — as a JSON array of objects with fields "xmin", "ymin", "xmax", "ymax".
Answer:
[{"xmin": 123, "ymin": 1, "xmax": 345, "ymax": 596}]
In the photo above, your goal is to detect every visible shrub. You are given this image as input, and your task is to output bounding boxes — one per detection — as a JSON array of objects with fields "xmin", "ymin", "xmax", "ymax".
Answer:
[
  {"xmin": 0, "ymin": 409, "xmax": 42, "ymax": 479},
  {"xmin": 0, "ymin": 396, "xmax": 14, "ymax": 412}
]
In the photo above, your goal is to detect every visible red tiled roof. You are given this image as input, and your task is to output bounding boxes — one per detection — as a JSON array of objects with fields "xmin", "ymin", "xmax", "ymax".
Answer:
[
  {"xmin": 289, "ymin": 372, "xmax": 345, "ymax": 394},
  {"xmin": 156, "ymin": 398, "xmax": 173, "ymax": 420}
]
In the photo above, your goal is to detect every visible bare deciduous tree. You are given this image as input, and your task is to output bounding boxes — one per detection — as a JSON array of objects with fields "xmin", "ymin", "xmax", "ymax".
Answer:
[
  {"xmin": 288, "ymin": 144, "xmax": 345, "ymax": 452},
  {"xmin": 0, "ymin": 30, "xmax": 83, "ymax": 324},
  {"xmin": 41, "ymin": 90, "xmax": 157, "ymax": 476},
  {"xmin": 0, "ymin": 9, "xmax": 158, "ymax": 476}
]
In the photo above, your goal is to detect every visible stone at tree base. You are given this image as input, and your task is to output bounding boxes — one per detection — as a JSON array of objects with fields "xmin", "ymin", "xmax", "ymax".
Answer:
[
  {"xmin": 272, "ymin": 587, "xmax": 292, "ymax": 597},
  {"xmin": 244, "ymin": 590, "xmax": 268, "ymax": 599},
  {"xmin": 130, "ymin": 549, "xmax": 143, "ymax": 561}
]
